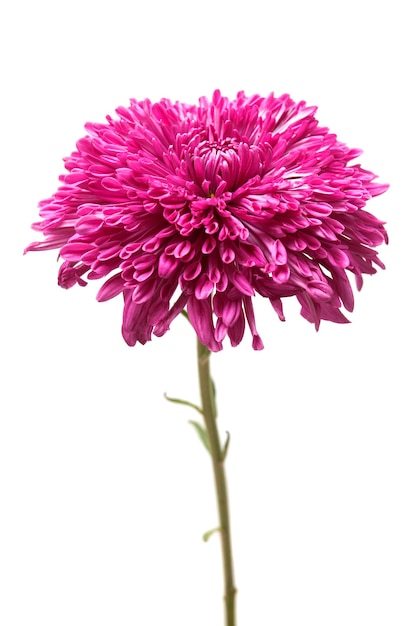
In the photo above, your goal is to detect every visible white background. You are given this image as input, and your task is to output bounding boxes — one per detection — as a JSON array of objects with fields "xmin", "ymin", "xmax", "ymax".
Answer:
[{"xmin": 0, "ymin": 1, "xmax": 416, "ymax": 625}]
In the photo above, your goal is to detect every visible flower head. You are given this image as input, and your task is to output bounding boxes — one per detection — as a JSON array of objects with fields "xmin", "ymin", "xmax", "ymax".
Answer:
[{"xmin": 26, "ymin": 90, "xmax": 388, "ymax": 351}]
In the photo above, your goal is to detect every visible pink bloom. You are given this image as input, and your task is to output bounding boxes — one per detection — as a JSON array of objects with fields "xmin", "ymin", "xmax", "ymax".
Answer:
[{"xmin": 26, "ymin": 90, "xmax": 388, "ymax": 351}]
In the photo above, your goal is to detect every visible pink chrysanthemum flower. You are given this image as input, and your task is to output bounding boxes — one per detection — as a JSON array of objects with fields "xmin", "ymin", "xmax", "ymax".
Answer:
[{"xmin": 26, "ymin": 90, "xmax": 388, "ymax": 351}]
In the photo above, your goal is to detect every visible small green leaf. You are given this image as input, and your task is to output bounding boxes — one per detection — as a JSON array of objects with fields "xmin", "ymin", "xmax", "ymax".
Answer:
[
  {"xmin": 181, "ymin": 309, "xmax": 190, "ymax": 322},
  {"xmin": 189, "ymin": 420, "xmax": 211, "ymax": 453},
  {"xmin": 210, "ymin": 377, "xmax": 218, "ymax": 418},
  {"xmin": 164, "ymin": 393, "xmax": 203, "ymax": 415},
  {"xmin": 202, "ymin": 527, "xmax": 221, "ymax": 542},
  {"xmin": 211, "ymin": 377, "xmax": 216, "ymax": 399},
  {"xmin": 221, "ymin": 431, "xmax": 230, "ymax": 461}
]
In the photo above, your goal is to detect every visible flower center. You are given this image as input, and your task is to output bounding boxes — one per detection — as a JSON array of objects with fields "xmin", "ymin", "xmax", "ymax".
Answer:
[
  {"xmin": 188, "ymin": 137, "xmax": 265, "ymax": 197},
  {"xmin": 193, "ymin": 138, "xmax": 242, "ymax": 195}
]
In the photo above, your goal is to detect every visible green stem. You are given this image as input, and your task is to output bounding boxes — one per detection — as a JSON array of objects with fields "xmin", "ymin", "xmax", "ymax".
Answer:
[{"xmin": 197, "ymin": 339, "xmax": 237, "ymax": 626}]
